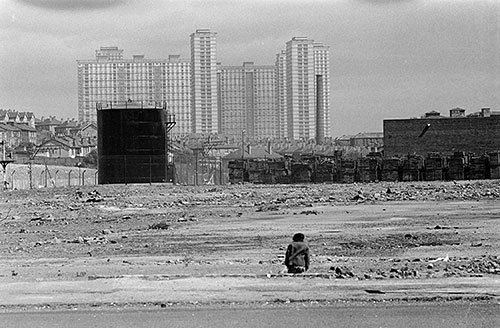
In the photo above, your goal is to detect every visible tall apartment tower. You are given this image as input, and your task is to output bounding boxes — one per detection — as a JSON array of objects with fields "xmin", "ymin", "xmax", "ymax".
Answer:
[
  {"xmin": 164, "ymin": 55, "xmax": 192, "ymax": 137},
  {"xmin": 77, "ymin": 47, "xmax": 191, "ymax": 136},
  {"xmin": 190, "ymin": 29, "xmax": 218, "ymax": 134},
  {"xmin": 313, "ymin": 42, "xmax": 330, "ymax": 142},
  {"xmin": 275, "ymin": 50, "xmax": 287, "ymax": 139},
  {"xmin": 218, "ymin": 62, "xmax": 277, "ymax": 140},
  {"xmin": 280, "ymin": 37, "xmax": 330, "ymax": 142}
]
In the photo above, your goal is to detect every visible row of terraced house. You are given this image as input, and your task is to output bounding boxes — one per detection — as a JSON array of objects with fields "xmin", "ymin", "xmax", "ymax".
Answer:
[{"xmin": 0, "ymin": 110, "xmax": 97, "ymax": 162}]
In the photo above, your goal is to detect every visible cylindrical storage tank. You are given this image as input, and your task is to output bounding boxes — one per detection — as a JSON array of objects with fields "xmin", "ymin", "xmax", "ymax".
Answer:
[{"xmin": 97, "ymin": 103, "xmax": 169, "ymax": 184}]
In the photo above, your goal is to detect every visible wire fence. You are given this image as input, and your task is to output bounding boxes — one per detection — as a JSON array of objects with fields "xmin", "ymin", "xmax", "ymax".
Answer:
[
  {"xmin": 1, "ymin": 164, "xmax": 98, "ymax": 190},
  {"xmin": 1, "ymin": 156, "xmax": 231, "ymax": 190},
  {"xmin": 174, "ymin": 157, "xmax": 229, "ymax": 185}
]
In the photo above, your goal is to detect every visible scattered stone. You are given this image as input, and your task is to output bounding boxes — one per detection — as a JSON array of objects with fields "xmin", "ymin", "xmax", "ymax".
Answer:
[
  {"xmin": 149, "ymin": 222, "xmax": 170, "ymax": 230},
  {"xmin": 330, "ymin": 266, "xmax": 355, "ymax": 279},
  {"xmin": 85, "ymin": 190, "xmax": 103, "ymax": 202},
  {"xmin": 351, "ymin": 194, "xmax": 365, "ymax": 201},
  {"xmin": 300, "ymin": 210, "xmax": 319, "ymax": 215}
]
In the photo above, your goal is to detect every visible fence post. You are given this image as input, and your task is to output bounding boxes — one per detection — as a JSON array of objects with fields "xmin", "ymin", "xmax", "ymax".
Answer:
[
  {"xmin": 53, "ymin": 169, "xmax": 59, "ymax": 188},
  {"xmin": 77, "ymin": 163, "xmax": 82, "ymax": 186},
  {"xmin": 82, "ymin": 170, "xmax": 86, "ymax": 186},
  {"xmin": 40, "ymin": 170, "xmax": 44, "ymax": 188},
  {"xmin": 10, "ymin": 170, "xmax": 15, "ymax": 190},
  {"xmin": 68, "ymin": 169, "xmax": 73, "ymax": 186}
]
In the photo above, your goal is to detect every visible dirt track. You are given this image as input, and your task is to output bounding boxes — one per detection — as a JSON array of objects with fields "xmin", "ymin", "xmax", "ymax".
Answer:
[{"xmin": 0, "ymin": 181, "xmax": 499, "ymax": 309}]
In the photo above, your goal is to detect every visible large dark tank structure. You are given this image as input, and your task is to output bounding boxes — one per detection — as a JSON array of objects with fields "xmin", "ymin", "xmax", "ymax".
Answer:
[{"xmin": 97, "ymin": 101, "xmax": 175, "ymax": 184}]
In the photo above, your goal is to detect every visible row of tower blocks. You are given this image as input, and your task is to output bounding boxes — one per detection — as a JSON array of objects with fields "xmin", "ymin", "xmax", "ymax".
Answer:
[{"xmin": 77, "ymin": 29, "xmax": 330, "ymax": 142}]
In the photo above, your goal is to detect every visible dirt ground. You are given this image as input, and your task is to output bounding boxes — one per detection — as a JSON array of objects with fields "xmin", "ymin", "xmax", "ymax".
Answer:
[{"xmin": 0, "ymin": 180, "xmax": 499, "ymax": 309}]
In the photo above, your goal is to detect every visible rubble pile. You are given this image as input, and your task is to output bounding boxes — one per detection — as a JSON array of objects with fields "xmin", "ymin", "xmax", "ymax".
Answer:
[
  {"xmin": 447, "ymin": 255, "xmax": 500, "ymax": 276},
  {"xmin": 316, "ymin": 255, "xmax": 500, "ymax": 281}
]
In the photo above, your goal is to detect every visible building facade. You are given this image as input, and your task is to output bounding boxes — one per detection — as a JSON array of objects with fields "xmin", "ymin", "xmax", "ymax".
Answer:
[
  {"xmin": 190, "ymin": 29, "xmax": 218, "ymax": 134},
  {"xmin": 278, "ymin": 37, "xmax": 330, "ymax": 142},
  {"xmin": 164, "ymin": 55, "xmax": 192, "ymax": 136},
  {"xmin": 0, "ymin": 110, "xmax": 36, "ymax": 128},
  {"xmin": 218, "ymin": 62, "xmax": 277, "ymax": 140},
  {"xmin": 275, "ymin": 50, "xmax": 287, "ymax": 139},
  {"xmin": 77, "ymin": 47, "xmax": 191, "ymax": 137},
  {"xmin": 77, "ymin": 31, "xmax": 331, "ymax": 141},
  {"xmin": 384, "ymin": 108, "xmax": 500, "ymax": 157},
  {"xmin": 313, "ymin": 42, "xmax": 330, "ymax": 142}
]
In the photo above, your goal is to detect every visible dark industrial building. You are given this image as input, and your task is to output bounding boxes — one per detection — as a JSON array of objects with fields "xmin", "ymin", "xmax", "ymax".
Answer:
[
  {"xmin": 384, "ymin": 108, "xmax": 500, "ymax": 157},
  {"xmin": 97, "ymin": 101, "xmax": 175, "ymax": 184}
]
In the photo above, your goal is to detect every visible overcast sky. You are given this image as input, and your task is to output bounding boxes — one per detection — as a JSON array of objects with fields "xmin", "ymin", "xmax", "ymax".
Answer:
[{"xmin": 1, "ymin": 0, "xmax": 499, "ymax": 136}]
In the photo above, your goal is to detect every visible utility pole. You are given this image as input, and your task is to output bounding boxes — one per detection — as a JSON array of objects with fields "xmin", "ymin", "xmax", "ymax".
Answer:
[{"xmin": 0, "ymin": 141, "xmax": 14, "ymax": 190}]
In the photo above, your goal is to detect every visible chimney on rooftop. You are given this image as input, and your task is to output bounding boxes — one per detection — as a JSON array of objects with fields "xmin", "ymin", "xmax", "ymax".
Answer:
[
  {"xmin": 449, "ymin": 108, "xmax": 465, "ymax": 118},
  {"xmin": 133, "ymin": 55, "xmax": 145, "ymax": 62},
  {"xmin": 481, "ymin": 107, "xmax": 491, "ymax": 117}
]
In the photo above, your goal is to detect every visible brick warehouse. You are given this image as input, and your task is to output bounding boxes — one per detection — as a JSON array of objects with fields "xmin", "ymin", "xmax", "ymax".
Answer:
[{"xmin": 384, "ymin": 108, "xmax": 500, "ymax": 157}]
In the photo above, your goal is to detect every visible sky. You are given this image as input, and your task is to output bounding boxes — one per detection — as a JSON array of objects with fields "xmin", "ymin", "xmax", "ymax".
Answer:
[{"xmin": 1, "ymin": 0, "xmax": 499, "ymax": 137}]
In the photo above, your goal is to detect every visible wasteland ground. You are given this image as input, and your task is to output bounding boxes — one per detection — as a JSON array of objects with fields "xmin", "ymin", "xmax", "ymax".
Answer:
[{"xmin": 0, "ymin": 180, "xmax": 499, "ymax": 311}]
